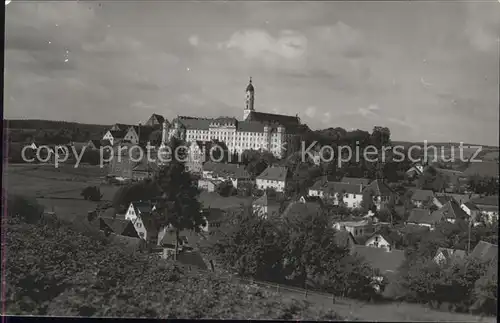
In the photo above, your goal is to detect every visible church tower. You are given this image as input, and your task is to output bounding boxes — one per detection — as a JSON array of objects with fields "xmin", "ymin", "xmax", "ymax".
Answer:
[{"xmin": 243, "ymin": 77, "xmax": 255, "ymax": 120}]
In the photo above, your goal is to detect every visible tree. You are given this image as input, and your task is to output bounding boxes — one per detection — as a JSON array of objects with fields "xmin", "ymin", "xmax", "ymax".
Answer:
[
  {"xmin": 112, "ymin": 180, "xmax": 162, "ymax": 213},
  {"xmin": 210, "ymin": 207, "xmax": 286, "ymax": 282},
  {"xmin": 361, "ymin": 189, "xmax": 377, "ymax": 213},
  {"xmin": 467, "ymin": 175, "xmax": 499, "ymax": 196},
  {"xmin": 6, "ymin": 194, "xmax": 44, "ymax": 224},
  {"xmin": 216, "ymin": 180, "xmax": 236, "ymax": 197},
  {"xmin": 471, "ymin": 264, "xmax": 498, "ymax": 315},
  {"xmin": 81, "ymin": 186, "xmax": 103, "ymax": 202},
  {"xmin": 370, "ymin": 126, "xmax": 391, "ymax": 148},
  {"xmin": 153, "ymin": 137, "xmax": 205, "ymax": 259}
]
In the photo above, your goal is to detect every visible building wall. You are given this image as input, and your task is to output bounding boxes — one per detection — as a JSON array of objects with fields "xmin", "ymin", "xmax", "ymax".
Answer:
[
  {"xmin": 124, "ymin": 128, "xmax": 139, "ymax": 144},
  {"xmin": 365, "ymin": 235, "xmax": 391, "ymax": 250},
  {"xmin": 256, "ymin": 178, "xmax": 286, "ymax": 192},
  {"xmin": 178, "ymin": 123, "xmax": 295, "ymax": 159},
  {"xmin": 102, "ymin": 131, "xmax": 115, "ymax": 145}
]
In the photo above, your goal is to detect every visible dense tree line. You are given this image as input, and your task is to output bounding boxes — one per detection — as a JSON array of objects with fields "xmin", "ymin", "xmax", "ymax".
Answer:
[
  {"xmin": 208, "ymin": 206, "xmax": 384, "ymax": 301},
  {"xmin": 4, "ymin": 194, "xmax": 343, "ymax": 319}
]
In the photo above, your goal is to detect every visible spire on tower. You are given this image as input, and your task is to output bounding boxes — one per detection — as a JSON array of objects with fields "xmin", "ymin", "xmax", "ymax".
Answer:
[{"xmin": 246, "ymin": 77, "xmax": 254, "ymax": 92}]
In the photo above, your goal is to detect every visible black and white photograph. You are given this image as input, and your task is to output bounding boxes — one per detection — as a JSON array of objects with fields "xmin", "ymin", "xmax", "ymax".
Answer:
[{"xmin": 2, "ymin": 0, "xmax": 499, "ymax": 320}]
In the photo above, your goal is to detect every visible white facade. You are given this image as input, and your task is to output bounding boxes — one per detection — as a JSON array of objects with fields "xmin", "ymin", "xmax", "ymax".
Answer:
[
  {"xmin": 124, "ymin": 127, "xmax": 139, "ymax": 145},
  {"xmin": 102, "ymin": 131, "xmax": 116, "ymax": 146},
  {"xmin": 256, "ymin": 178, "xmax": 286, "ymax": 192},
  {"xmin": 365, "ymin": 234, "xmax": 392, "ymax": 251},
  {"xmin": 333, "ymin": 220, "xmax": 374, "ymax": 238},
  {"xmin": 160, "ymin": 79, "xmax": 300, "ymax": 160}
]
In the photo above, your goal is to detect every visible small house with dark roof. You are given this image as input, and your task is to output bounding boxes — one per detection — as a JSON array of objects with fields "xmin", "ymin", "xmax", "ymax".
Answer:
[
  {"xmin": 431, "ymin": 200, "xmax": 469, "ymax": 224},
  {"xmin": 99, "ymin": 209, "xmax": 138, "ymax": 238},
  {"xmin": 145, "ymin": 113, "xmax": 166, "ymax": 127},
  {"xmin": 200, "ymin": 208, "xmax": 226, "ymax": 234},
  {"xmin": 256, "ymin": 166, "xmax": 288, "ymax": 192},
  {"xmin": 333, "ymin": 219, "xmax": 375, "ymax": 238},
  {"xmin": 307, "ymin": 177, "xmax": 364, "ymax": 209},
  {"xmin": 363, "ymin": 179, "xmax": 396, "ymax": 210},
  {"xmin": 410, "ymin": 189, "xmax": 435, "ymax": 208},
  {"xmin": 364, "ymin": 232, "xmax": 395, "ymax": 251},
  {"xmin": 460, "ymin": 201, "xmax": 481, "ymax": 223},
  {"xmin": 110, "ymin": 123, "xmax": 133, "ymax": 131},
  {"xmin": 202, "ymin": 161, "xmax": 251, "ymax": 188},
  {"xmin": 433, "ymin": 247, "xmax": 466, "ymax": 266},
  {"xmin": 298, "ymin": 195, "xmax": 324, "ymax": 207},
  {"xmin": 333, "ymin": 230, "xmax": 357, "ymax": 253},
  {"xmin": 102, "ymin": 129, "xmax": 126, "ymax": 146},
  {"xmin": 122, "ymin": 125, "xmax": 155, "ymax": 145},
  {"xmin": 469, "ymin": 195, "xmax": 499, "ymax": 223},
  {"xmin": 132, "ymin": 160, "xmax": 159, "ymax": 181},
  {"xmin": 253, "ymin": 193, "xmax": 281, "ymax": 218},
  {"xmin": 406, "ymin": 208, "xmax": 442, "ymax": 230}
]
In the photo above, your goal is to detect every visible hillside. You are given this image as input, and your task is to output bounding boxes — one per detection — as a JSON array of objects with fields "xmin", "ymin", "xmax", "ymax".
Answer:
[
  {"xmin": 4, "ymin": 119, "xmax": 110, "ymax": 131},
  {"xmin": 4, "ymin": 215, "xmax": 344, "ymax": 320}
]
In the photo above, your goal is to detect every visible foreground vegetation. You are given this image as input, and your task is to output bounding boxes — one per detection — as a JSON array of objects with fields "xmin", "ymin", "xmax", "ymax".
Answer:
[{"xmin": 3, "ymin": 196, "xmax": 344, "ymax": 320}]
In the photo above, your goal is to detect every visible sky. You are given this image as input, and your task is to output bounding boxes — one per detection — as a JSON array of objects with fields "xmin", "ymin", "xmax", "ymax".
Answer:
[{"xmin": 4, "ymin": 1, "xmax": 500, "ymax": 145}]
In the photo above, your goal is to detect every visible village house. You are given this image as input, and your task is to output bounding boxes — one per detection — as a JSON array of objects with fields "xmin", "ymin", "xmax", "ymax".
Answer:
[
  {"xmin": 364, "ymin": 232, "xmax": 395, "ymax": 251},
  {"xmin": 410, "ymin": 189, "xmax": 435, "ymax": 208},
  {"xmin": 308, "ymin": 177, "xmax": 365, "ymax": 208},
  {"xmin": 406, "ymin": 208, "xmax": 442, "ymax": 230},
  {"xmin": 131, "ymin": 159, "xmax": 159, "ymax": 181},
  {"xmin": 461, "ymin": 201, "xmax": 481, "ymax": 224},
  {"xmin": 334, "ymin": 230, "xmax": 357, "ymax": 254},
  {"xmin": 298, "ymin": 195, "xmax": 323, "ymax": 207},
  {"xmin": 433, "ymin": 247, "xmax": 466, "ymax": 266},
  {"xmin": 363, "ymin": 179, "xmax": 396, "ymax": 210},
  {"xmin": 252, "ymin": 193, "xmax": 281, "ymax": 218},
  {"xmin": 122, "ymin": 125, "xmax": 155, "ymax": 146},
  {"xmin": 144, "ymin": 113, "xmax": 167, "ymax": 128},
  {"xmin": 200, "ymin": 208, "xmax": 226, "ymax": 234},
  {"xmin": 333, "ymin": 219, "xmax": 375, "ymax": 238},
  {"xmin": 432, "ymin": 200, "xmax": 469, "ymax": 224},
  {"xmin": 406, "ymin": 163, "xmax": 425, "ymax": 180},
  {"xmin": 102, "ymin": 129, "xmax": 126, "ymax": 146},
  {"xmin": 108, "ymin": 142, "xmax": 141, "ymax": 179},
  {"xmin": 98, "ymin": 208, "xmax": 138, "ymax": 238},
  {"xmin": 108, "ymin": 123, "xmax": 132, "ymax": 131},
  {"xmin": 197, "ymin": 178, "xmax": 223, "ymax": 193},
  {"xmin": 468, "ymin": 196, "xmax": 499, "ymax": 224},
  {"xmin": 87, "ymin": 139, "xmax": 109, "ymax": 150},
  {"xmin": 202, "ymin": 162, "xmax": 252, "ymax": 189},
  {"xmin": 255, "ymin": 165, "xmax": 288, "ymax": 192}
]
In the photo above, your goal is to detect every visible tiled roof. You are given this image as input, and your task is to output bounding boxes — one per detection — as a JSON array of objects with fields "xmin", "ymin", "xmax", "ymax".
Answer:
[
  {"xmin": 245, "ymin": 111, "xmax": 300, "ymax": 126},
  {"xmin": 99, "ymin": 217, "xmax": 131, "ymax": 235},
  {"xmin": 326, "ymin": 182, "xmax": 363, "ymax": 195},
  {"xmin": 432, "ymin": 201, "xmax": 468, "ymax": 221},
  {"xmin": 435, "ymin": 192, "xmax": 479, "ymax": 205},
  {"xmin": 367, "ymin": 232, "xmax": 395, "ymax": 246},
  {"xmin": 282, "ymin": 201, "xmax": 322, "ymax": 218},
  {"xmin": 178, "ymin": 117, "xmax": 211, "ymax": 130},
  {"xmin": 300, "ymin": 195, "xmax": 323, "ymax": 204},
  {"xmin": 436, "ymin": 247, "xmax": 466, "ymax": 264},
  {"xmin": 341, "ymin": 177, "xmax": 371, "ymax": 186},
  {"xmin": 470, "ymin": 241, "xmax": 498, "ymax": 263},
  {"xmin": 411, "ymin": 189, "xmax": 435, "ymax": 202},
  {"xmin": 109, "ymin": 130, "xmax": 126, "ymax": 139},
  {"xmin": 256, "ymin": 166, "xmax": 288, "ymax": 181},
  {"xmin": 112, "ymin": 123, "xmax": 133, "ymax": 131},
  {"xmin": 470, "ymin": 195, "xmax": 499, "ymax": 207},
  {"xmin": 463, "ymin": 201, "xmax": 480, "ymax": 211},
  {"xmin": 407, "ymin": 208, "xmax": 442, "ymax": 225},
  {"xmin": 334, "ymin": 230, "xmax": 356, "ymax": 250},
  {"xmin": 236, "ymin": 121, "xmax": 266, "ymax": 132},
  {"xmin": 363, "ymin": 179, "xmax": 394, "ymax": 197},
  {"xmin": 147, "ymin": 113, "xmax": 165, "ymax": 125},
  {"xmin": 463, "ymin": 161, "xmax": 499, "ymax": 178},
  {"xmin": 353, "ymin": 245, "xmax": 405, "ymax": 276},
  {"xmin": 203, "ymin": 162, "xmax": 251, "ymax": 179}
]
